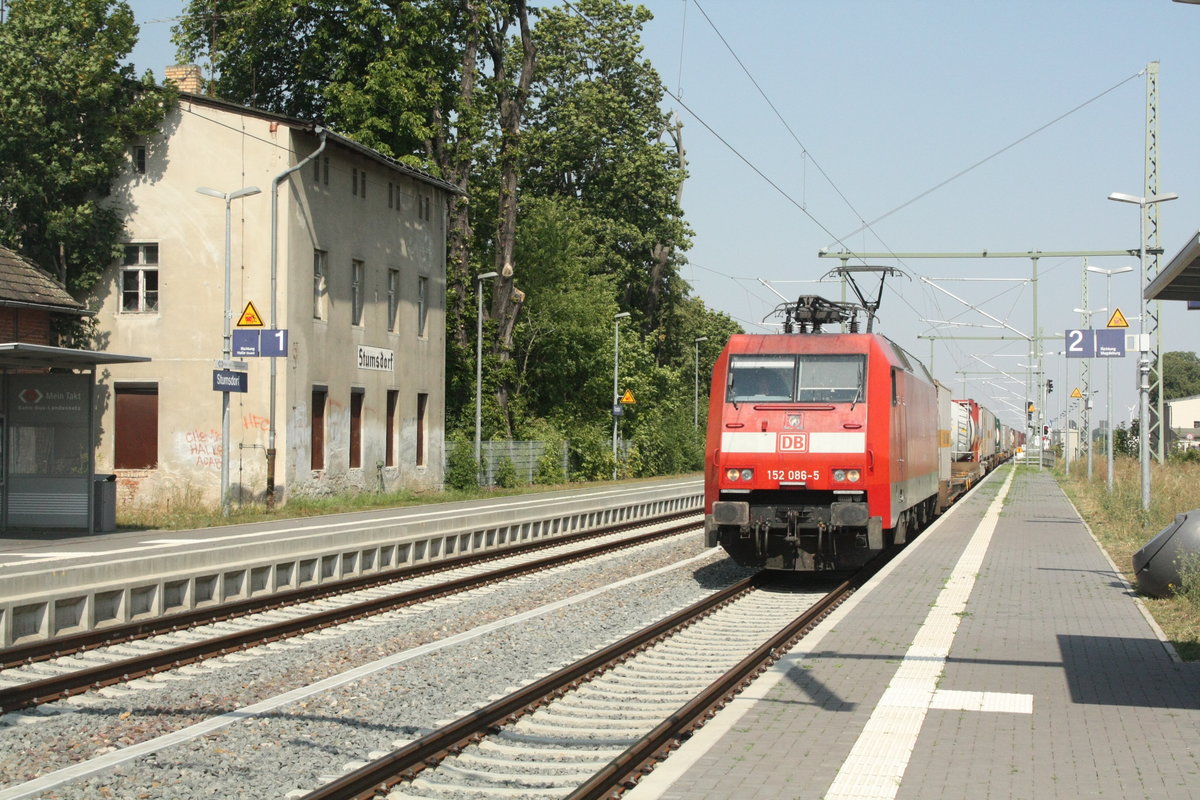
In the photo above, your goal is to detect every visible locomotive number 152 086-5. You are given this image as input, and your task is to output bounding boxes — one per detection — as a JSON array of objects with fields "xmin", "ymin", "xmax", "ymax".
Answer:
[{"xmin": 767, "ymin": 469, "xmax": 820, "ymax": 481}]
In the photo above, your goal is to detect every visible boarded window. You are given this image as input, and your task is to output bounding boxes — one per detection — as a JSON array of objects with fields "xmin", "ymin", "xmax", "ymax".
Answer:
[
  {"xmin": 352, "ymin": 259, "xmax": 365, "ymax": 326},
  {"xmin": 417, "ymin": 276, "xmax": 428, "ymax": 337},
  {"xmin": 386, "ymin": 390, "xmax": 398, "ymax": 467},
  {"xmin": 311, "ymin": 388, "xmax": 326, "ymax": 470},
  {"xmin": 387, "ymin": 268, "xmax": 400, "ymax": 332},
  {"xmin": 349, "ymin": 389, "xmax": 364, "ymax": 468},
  {"xmin": 115, "ymin": 386, "xmax": 158, "ymax": 469},
  {"xmin": 416, "ymin": 393, "xmax": 428, "ymax": 467}
]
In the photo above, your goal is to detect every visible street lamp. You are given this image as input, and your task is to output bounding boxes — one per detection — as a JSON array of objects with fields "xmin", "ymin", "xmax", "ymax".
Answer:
[
  {"xmin": 196, "ymin": 185, "xmax": 261, "ymax": 517},
  {"xmin": 1107, "ymin": 191, "xmax": 1178, "ymax": 510},
  {"xmin": 693, "ymin": 336, "xmax": 709, "ymax": 428},
  {"xmin": 474, "ymin": 271, "xmax": 500, "ymax": 472},
  {"xmin": 612, "ymin": 312, "xmax": 631, "ymax": 479},
  {"xmin": 1087, "ymin": 265, "xmax": 1135, "ymax": 493}
]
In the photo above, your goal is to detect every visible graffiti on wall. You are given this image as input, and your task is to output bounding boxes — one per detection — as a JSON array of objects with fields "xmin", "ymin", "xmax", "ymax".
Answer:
[{"xmin": 184, "ymin": 428, "xmax": 222, "ymax": 468}]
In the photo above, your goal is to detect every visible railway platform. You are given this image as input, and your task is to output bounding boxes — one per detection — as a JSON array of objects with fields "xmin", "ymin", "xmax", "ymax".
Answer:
[{"xmin": 629, "ymin": 466, "xmax": 1200, "ymax": 800}]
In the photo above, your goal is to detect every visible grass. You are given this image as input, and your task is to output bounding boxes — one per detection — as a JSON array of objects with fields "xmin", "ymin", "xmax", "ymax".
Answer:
[
  {"xmin": 116, "ymin": 480, "xmax": 603, "ymax": 532},
  {"xmin": 1056, "ymin": 455, "xmax": 1200, "ymax": 660}
]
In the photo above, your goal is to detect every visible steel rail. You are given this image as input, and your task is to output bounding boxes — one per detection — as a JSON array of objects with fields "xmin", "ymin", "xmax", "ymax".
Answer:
[
  {"xmin": 298, "ymin": 574, "xmax": 764, "ymax": 800},
  {"xmin": 0, "ymin": 510, "xmax": 699, "ymax": 670},
  {"xmin": 0, "ymin": 519, "xmax": 699, "ymax": 714},
  {"xmin": 566, "ymin": 574, "xmax": 860, "ymax": 799}
]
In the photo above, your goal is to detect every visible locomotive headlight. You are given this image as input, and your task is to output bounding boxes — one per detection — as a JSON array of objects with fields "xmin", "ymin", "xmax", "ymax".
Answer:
[
  {"xmin": 726, "ymin": 468, "xmax": 740, "ymax": 481},
  {"xmin": 740, "ymin": 468, "xmax": 754, "ymax": 481},
  {"xmin": 847, "ymin": 469, "xmax": 861, "ymax": 482},
  {"xmin": 833, "ymin": 469, "xmax": 846, "ymax": 482}
]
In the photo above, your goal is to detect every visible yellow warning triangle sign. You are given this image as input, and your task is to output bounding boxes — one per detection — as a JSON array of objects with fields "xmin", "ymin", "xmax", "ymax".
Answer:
[
  {"xmin": 237, "ymin": 301, "xmax": 264, "ymax": 327},
  {"xmin": 620, "ymin": 389, "xmax": 636, "ymax": 404},
  {"xmin": 1070, "ymin": 387, "xmax": 1083, "ymax": 399},
  {"xmin": 1106, "ymin": 308, "xmax": 1129, "ymax": 328}
]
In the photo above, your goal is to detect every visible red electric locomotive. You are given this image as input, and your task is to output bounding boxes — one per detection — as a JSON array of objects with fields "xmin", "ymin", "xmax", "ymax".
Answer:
[{"xmin": 704, "ymin": 292, "xmax": 941, "ymax": 571}]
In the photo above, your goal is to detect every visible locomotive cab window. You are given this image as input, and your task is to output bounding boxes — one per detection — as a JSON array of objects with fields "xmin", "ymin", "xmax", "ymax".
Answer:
[
  {"xmin": 795, "ymin": 354, "xmax": 865, "ymax": 403},
  {"xmin": 727, "ymin": 354, "xmax": 865, "ymax": 403},
  {"xmin": 727, "ymin": 356, "xmax": 794, "ymax": 402}
]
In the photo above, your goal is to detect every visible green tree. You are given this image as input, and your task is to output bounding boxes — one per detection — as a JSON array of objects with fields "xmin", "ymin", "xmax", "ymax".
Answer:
[
  {"xmin": 0, "ymin": 0, "xmax": 173, "ymax": 293},
  {"xmin": 523, "ymin": 0, "xmax": 689, "ymax": 339},
  {"xmin": 1159, "ymin": 351, "xmax": 1200, "ymax": 402}
]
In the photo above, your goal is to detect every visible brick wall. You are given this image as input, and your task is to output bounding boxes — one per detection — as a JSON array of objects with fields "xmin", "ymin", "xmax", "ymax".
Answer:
[{"xmin": 0, "ymin": 308, "xmax": 52, "ymax": 344}]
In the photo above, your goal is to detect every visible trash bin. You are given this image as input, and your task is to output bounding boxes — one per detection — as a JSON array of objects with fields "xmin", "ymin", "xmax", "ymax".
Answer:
[{"xmin": 94, "ymin": 474, "xmax": 117, "ymax": 532}]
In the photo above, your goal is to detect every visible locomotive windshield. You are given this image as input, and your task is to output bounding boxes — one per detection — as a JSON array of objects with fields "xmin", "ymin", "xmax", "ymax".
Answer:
[{"xmin": 727, "ymin": 354, "xmax": 865, "ymax": 403}]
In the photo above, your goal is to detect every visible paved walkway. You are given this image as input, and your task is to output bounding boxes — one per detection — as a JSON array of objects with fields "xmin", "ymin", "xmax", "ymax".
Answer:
[{"xmin": 629, "ymin": 466, "xmax": 1200, "ymax": 799}]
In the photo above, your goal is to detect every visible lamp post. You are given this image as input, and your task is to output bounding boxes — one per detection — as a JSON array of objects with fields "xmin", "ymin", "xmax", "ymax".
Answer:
[
  {"xmin": 693, "ymin": 336, "xmax": 708, "ymax": 428},
  {"xmin": 612, "ymin": 312, "xmax": 631, "ymax": 479},
  {"xmin": 1073, "ymin": 307, "xmax": 1108, "ymax": 480},
  {"xmin": 1107, "ymin": 191, "xmax": 1177, "ymax": 510},
  {"xmin": 1087, "ymin": 265, "xmax": 1135, "ymax": 493},
  {"xmin": 474, "ymin": 271, "xmax": 500, "ymax": 473},
  {"xmin": 196, "ymin": 185, "xmax": 261, "ymax": 517}
]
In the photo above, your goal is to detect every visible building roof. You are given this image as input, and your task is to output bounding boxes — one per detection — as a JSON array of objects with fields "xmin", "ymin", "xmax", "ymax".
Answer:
[
  {"xmin": 0, "ymin": 246, "xmax": 88, "ymax": 315},
  {"xmin": 177, "ymin": 92, "xmax": 465, "ymax": 197},
  {"xmin": 0, "ymin": 343, "xmax": 149, "ymax": 371},
  {"xmin": 1147, "ymin": 230, "xmax": 1200, "ymax": 301}
]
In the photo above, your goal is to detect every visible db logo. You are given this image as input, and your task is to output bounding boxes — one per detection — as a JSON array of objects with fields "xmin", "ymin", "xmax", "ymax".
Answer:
[{"xmin": 778, "ymin": 433, "xmax": 808, "ymax": 452}]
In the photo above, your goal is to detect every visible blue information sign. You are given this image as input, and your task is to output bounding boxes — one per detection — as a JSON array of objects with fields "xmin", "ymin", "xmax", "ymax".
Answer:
[
  {"xmin": 213, "ymin": 369, "xmax": 248, "ymax": 393},
  {"xmin": 1095, "ymin": 329, "xmax": 1126, "ymax": 358},
  {"xmin": 1066, "ymin": 329, "xmax": 1127, "ymax": 359},
  {"xmin": 1065, "ymin": 329, "xmax": 1094, "ymax": 358},
  {"xmin": 231, "ymin": 329, "xmax": 289, "ymax": 357},
  {"xmin": 232, "ymin": 329, "xmax": 259, "ymax": 357}
]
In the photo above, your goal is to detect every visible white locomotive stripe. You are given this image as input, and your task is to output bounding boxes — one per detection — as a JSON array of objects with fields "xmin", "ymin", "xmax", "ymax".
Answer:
[
  {"xmin": 720, "ymin": 432, "xmax": 776, "ymax": 453},
  {"xmin": 720, "ymin": 431, "xmax": 866, "ymax": 454},
  {"xmin": 809, "ymin": 431, "xmax": 865, "ymax": 453}
]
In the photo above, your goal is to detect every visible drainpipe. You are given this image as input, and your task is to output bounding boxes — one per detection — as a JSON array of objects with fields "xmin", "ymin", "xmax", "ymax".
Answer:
[{"xmin": 267, "ymin": 125, "xmax": 327, "ymax": 508}]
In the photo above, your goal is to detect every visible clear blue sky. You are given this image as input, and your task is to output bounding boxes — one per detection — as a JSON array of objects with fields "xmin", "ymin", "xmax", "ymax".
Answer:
[{"xmin": 126, "ymin": 0, "xmax": 1200, "ymax": 429}]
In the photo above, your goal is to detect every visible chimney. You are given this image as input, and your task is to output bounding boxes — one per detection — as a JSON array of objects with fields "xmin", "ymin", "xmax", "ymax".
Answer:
[{"xmin": 164, "ymin": 64, "xmax": 204, "ymax": 94}]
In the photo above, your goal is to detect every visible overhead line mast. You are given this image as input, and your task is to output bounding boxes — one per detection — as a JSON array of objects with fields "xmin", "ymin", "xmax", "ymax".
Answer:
[{"xmin": 1143, "ymin": 62, "xmax": 1166, "ymax": 462}]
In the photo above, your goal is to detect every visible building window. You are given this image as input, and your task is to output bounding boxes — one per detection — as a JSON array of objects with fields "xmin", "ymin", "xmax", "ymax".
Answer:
[
  {"xmin": 351, "ymin": 259, "xmax": 365, "ymax": 326},
  {"xmin": 361, "ymin": 170, "xmax": 366, "ymax": 199},
  {"xmin": 323, "ymin": 156, "xmax": 329, "ymax": 185},
  {"xmin": 420, "ymin": 195, "xmax": 431, "ymax": 221},
  {"xmin": 416, "ymin": 393, "xmax": 428, "ymax": 467},
  {"xmin": 349, "ymin": 389, "xmax": 364, "ymax": 469},
  {"xmin": 387, "ymin": 268, "xmax": 400, "ymax": 332},
  {"xmin": 115, "ymin": 385, "xmax": 158, "ymax": 468},
  {"xmin": 313, "ymin": 249, "xmax": 327, "ymax": 319},
  {"xmin": 386, "ymin": 389, "xmax": 398, "ymax": 467},
  {"xmin": 352, "ymin": 168, "xmax": 358, "ymax": 196},
  {"xmin": 311, "ymin": 388, "xmax": 327, "ymax": 471},
  {"xmin": 417, "ymin": 275, "xmax": 428, "ymax": 338},
  {"xmin": 121, "ymin": 244, "xmax": 158, "ymax": 313},
  {"xmin": 313, "ymin": 154, "xmax": 320, "ymax": 182},
  {"xmin": 388, "ymin": 182, "xmax": 394, "ymax": 209},
  {"xmin": 132, "ymin": 145, "xmax": 146, "ymax": 175}
]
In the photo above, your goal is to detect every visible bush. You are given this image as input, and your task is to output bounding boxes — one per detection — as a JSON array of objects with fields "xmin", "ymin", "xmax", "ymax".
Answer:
[
  {"xmin": 445, "ymin": 436, "xmax": 481, "ymax": 490},
  {"xmin": 1173, "ymin": 553, "xmax": 1200, "ymax": 611},
  {"xmin": 534, "ymin": 440, "xmax": 567, "ymax": 485},
  {"xmin": 495, "ymin": 456, "xmax": 519, "ymax": 489}
]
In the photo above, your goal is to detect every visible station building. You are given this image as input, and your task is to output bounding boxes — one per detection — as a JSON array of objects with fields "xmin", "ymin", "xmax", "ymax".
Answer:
[{"xmin": 91, "ymin": 72, "xmax": 459, "ymax": 507}]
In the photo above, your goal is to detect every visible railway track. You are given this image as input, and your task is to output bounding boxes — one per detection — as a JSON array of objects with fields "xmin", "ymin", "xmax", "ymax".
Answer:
[
  {"xmin": 299, "ymin": 566, "xmax": 874, "ymax": 800},
  {"xmin": 0, "ymin": 514, "xmax": 700, "ymax": 715}
]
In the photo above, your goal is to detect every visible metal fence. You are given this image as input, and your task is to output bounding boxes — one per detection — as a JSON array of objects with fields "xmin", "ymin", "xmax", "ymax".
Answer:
[{"xmin": 444, "ymin": 440, "xmax": 570, "ymax": 487}]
